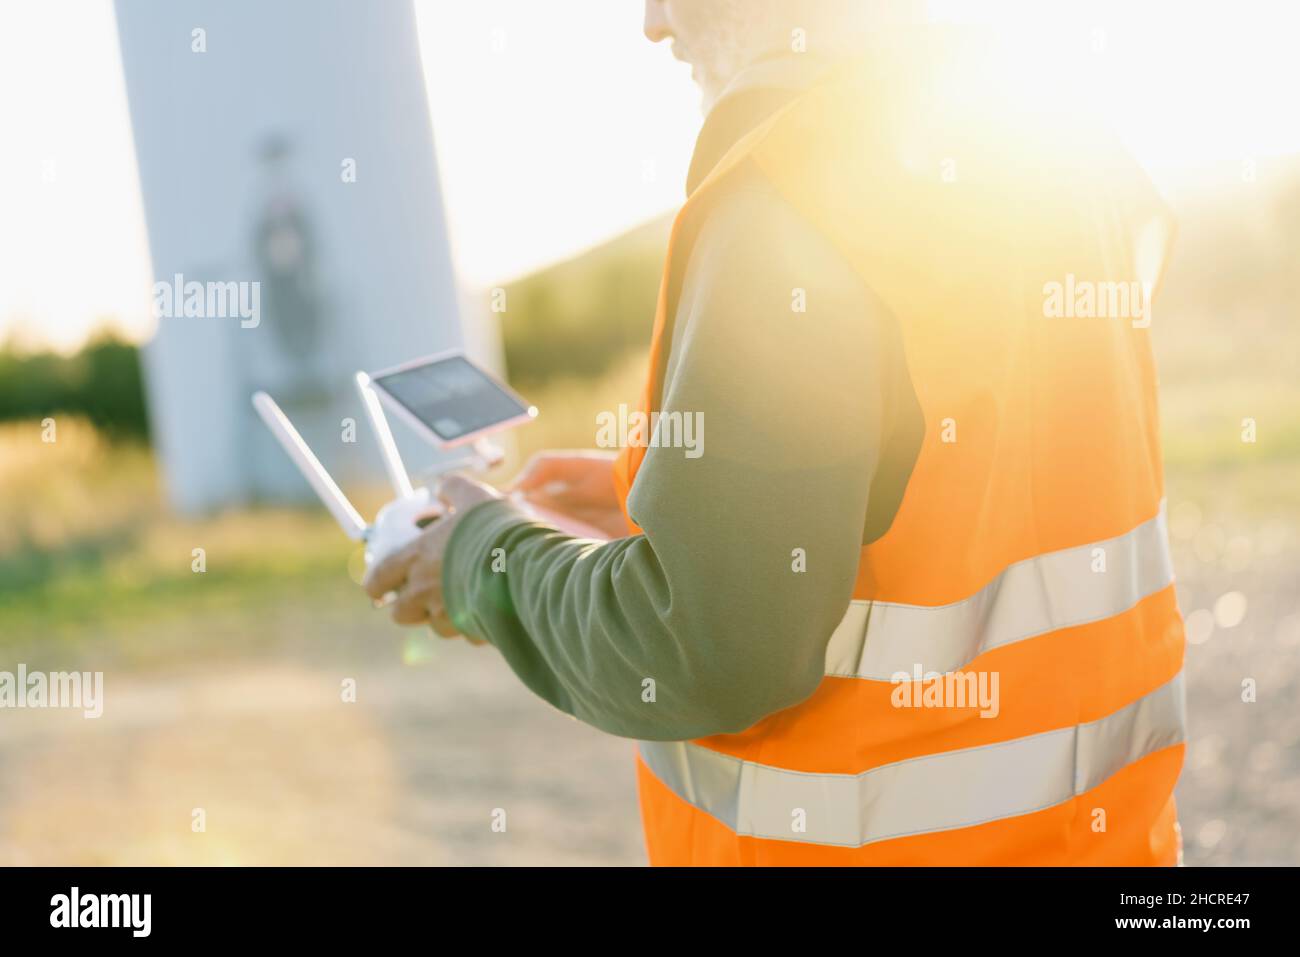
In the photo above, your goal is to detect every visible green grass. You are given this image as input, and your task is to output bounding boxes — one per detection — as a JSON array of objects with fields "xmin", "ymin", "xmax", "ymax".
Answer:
[{"xmin": 0, "ymin": 418, "xmax": 366, "ymax": 664}]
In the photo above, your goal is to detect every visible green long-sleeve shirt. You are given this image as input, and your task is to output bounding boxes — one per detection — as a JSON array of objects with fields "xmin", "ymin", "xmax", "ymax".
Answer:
[{"xmin": 442, "ymin": 57, "xmax": 922, "ymax": 741}]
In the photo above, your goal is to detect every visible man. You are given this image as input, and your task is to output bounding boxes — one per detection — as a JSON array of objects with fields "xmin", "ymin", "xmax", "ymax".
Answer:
[{"xmin": 366, "ymin": 0, "xmax": 1186, "ymax": 865}]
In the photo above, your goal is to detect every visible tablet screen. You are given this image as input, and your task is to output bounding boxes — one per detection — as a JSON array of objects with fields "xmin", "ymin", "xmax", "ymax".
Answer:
[{"xmin": 371, "ymin": 355, "xmax": 532, "ymax": 443}]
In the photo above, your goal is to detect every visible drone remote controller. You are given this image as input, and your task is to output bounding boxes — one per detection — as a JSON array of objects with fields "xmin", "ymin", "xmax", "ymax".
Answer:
[{"xmin": 251, "ymin": 355, "xmax": 512, "ymax": 573}]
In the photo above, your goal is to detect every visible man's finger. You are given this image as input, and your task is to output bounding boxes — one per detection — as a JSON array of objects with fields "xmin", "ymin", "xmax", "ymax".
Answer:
[
  {"xmin": 363, "ymin": 539, "xmax": 422, "ymax": 600},
  {"xmin": 438, "ymin": 474, "xmax": 493, "ymax": 512},
  {"xmin": 429, "ymin": 609, "xmax": 459, "ymax": 638},
  {"xmin": 508, "ymin": 455, "xmax": 559, "ymax": 492},
  {"xmin": 509, "ymin": 453, "xmax": 600, "ymax": 492},
  {"xmin": 391, "ymin": 584, "xmax": 434, "ymax": 626}
]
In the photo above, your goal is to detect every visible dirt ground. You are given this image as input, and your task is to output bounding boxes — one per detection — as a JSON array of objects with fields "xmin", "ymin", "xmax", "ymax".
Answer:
[
  {"xmin": 1164, "ymin": 527, "xmax": 1300, "ymax": 866},
  {"xmin": 0, "ymin": 643, "xmax": 644, "ymax": 866}
]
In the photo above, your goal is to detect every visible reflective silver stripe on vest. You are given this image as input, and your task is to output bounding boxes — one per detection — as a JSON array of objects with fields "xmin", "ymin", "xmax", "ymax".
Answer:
[
  {"xmin": 639, "ymin": 671, "xmax": 1186, "ymax": 848},
  {"xmin": 825, "ymin": 502, "xmax": 1174, "ymax": 680}
]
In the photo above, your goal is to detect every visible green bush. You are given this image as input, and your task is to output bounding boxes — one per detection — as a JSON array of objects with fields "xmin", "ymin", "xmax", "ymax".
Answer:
[
  {"xmin": 500, "ymin": 215, "xmax": 669, "ymax": 387},
  {"xmin": 0, "ymin": 333, "xmax": 150, "ymax": 439}
]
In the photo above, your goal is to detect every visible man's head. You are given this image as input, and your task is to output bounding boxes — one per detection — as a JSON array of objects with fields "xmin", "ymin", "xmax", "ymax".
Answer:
[{"xmin": 643, "ymin": 0, "xmax": 926, "ymax": 111}]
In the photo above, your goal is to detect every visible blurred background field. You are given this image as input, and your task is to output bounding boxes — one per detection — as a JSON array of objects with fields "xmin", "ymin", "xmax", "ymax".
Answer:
[{"xmin": 3, "ymin": 157, "xmax": 1300, "ymax": 865}]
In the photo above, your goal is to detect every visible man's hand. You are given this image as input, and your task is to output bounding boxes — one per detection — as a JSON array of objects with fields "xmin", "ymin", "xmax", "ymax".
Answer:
[
  {"xmin": 509, "ymin": 450, "xmax": 628, "ymax": 540},
  {"xmin": 362, "ymin": 474, "xmax": 501, "ymax": 637}
]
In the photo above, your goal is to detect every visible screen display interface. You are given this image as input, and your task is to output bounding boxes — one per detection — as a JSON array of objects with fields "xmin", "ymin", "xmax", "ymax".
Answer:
[{"xmin": 373, "ymin": 356, "xmax": 529, "ymax": 442}]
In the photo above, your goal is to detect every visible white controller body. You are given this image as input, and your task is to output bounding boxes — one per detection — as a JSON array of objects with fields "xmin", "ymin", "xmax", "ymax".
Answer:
[{"xmin": 364, "ymin": 486, "xmax": 442, "ymax": 568}]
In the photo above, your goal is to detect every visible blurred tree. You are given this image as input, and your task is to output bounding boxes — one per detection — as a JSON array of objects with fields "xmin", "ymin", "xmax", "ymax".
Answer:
[
  {"xmin": 0, "ymin": 330, "xmax": 149, "ymax": 439},
  {"xmin": 501, "ymin": 214, "xmax": 670, "ymax": 387}
]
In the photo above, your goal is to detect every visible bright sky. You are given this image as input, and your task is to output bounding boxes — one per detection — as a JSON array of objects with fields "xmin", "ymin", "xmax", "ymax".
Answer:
[
  {"xmin": 414, "ymin": 0, "xmax": 702, "ymax": 287},
  {"xmin": 2, "ymin": 0, "xmax": 1299, "ymax": 351}
]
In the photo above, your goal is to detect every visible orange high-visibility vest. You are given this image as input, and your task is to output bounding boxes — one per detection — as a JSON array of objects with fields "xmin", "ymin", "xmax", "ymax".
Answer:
[{"xmin": 613, "ymin": 34, "xmax": 1186, "ymax": 866}]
